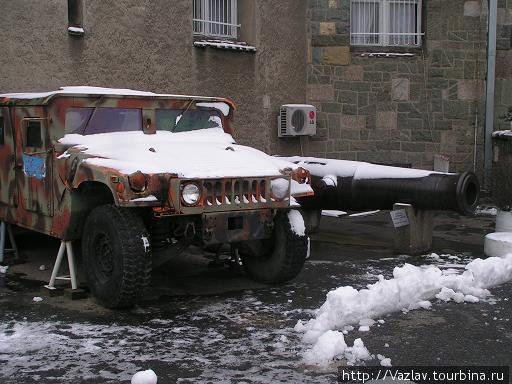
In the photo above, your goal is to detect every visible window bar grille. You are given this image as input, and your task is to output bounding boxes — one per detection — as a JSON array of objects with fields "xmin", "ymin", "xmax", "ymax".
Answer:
[
  {"xmin": 193, "ymin": 0, "xmax": 239, "ymax": 38},
  {"xmin": 350, "ymin": 0, "xmax": 423, "ymax": 47}
]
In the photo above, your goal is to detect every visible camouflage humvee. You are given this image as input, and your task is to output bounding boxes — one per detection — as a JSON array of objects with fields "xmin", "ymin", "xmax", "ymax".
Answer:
[{"xmin": 0, "ymin": 86, "xmax": 314, "ymax": 308}]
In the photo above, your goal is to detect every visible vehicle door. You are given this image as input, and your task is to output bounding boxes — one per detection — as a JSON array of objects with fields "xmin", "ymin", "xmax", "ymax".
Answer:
[{"xmin": 15, "ymin": 111, "xmax": 53, "ymax": 216}]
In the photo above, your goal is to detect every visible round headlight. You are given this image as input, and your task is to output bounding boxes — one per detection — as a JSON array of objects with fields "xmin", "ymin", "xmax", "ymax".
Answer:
[
  {"xmin": 271, "ymin": 178, "xmax": 290, "ymax": 200},
  {"xmin": 182, "ymin": 183, "xmax": 201, "ymax": 206}
]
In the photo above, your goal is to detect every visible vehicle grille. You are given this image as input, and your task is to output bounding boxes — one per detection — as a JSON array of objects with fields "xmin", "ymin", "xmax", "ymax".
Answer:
[{"xmin": 203, "ymin": 178, "xmax": 272, "ymax": 208}]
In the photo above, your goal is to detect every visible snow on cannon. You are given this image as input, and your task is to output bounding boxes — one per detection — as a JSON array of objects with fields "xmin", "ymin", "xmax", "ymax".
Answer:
[{"xmin": 284, "ymin": 157, "xmax": 481, "ymax": 254}]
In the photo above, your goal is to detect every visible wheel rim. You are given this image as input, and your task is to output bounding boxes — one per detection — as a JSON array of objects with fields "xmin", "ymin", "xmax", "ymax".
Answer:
[{"xmin": 93, "ymin": 232, "xmax": 115, "ymax": 283}]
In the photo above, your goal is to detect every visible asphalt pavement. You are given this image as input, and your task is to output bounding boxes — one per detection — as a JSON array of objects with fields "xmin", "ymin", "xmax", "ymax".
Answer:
[{"xmin": 0, "ymin": 209, "xmax": 510, "ymax": 383}]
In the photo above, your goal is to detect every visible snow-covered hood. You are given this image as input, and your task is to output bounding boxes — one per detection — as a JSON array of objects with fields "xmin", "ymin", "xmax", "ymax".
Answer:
[{"xmin": 58, "ymin": 128, "xmax": 296, "ymax": 178}]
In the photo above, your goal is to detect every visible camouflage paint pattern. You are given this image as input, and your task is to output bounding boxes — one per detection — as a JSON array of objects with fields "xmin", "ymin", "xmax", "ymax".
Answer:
[{"xmin": 0, "ymin": 91, "xmax": 312, "ymax": 241}]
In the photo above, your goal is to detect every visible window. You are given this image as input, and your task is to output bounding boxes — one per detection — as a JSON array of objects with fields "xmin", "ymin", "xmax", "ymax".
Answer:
[
  {"xmin": 65, "ymin": 108, "xmax": 94, "ymax": 134},
  {"xmin": 156, "ymin": 109, "xmax": 223, "ymax": 133},
  {"xmin": 81, "ymin": 108, "xmax": 142, "ymax": 135},
  {"xmin": 26, "ymin": 121, "xmax": 42, "ymax": 148},
  {"xmin": 0, "ymin": 117, "xmax": 4, "ymax": 145},
  {"xmin": 350, "ymin": 0, "xmax": 422, "ymax": 47},
  {"xmin": 193, "ymin": 0, "xmax": 239, "ymax": 39}
]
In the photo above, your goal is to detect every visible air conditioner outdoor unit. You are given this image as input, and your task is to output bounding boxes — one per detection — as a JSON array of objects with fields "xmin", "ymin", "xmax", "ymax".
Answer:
[{"xmin": 278, "ymin": 104, "xmax": 317, "ymax": 137}]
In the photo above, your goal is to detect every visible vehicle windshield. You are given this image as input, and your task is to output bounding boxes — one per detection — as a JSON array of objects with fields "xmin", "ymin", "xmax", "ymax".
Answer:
[
  {"xmin": 64, "ymin": 107, "xmax": 223, "ymax": 135},
  {"xmin": 156, "ymin": 109, "xmax": 223, "ymax": 132},
  {"xmin": 65, "ymin": 107, "xmax": 142, "ymax": 135}
]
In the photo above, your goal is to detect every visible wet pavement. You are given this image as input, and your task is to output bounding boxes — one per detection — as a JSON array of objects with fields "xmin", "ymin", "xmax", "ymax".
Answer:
[{"xmin": 0, "ymin": 210, "xmax": 510, "ymax": 383}]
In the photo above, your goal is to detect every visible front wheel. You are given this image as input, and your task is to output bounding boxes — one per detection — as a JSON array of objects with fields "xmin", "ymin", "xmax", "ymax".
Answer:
[
  {"xmin": 240, "ymin": 210, "xmax": 309, "ymax": 284},
  {"xmin": 82, "ymin": 205, "xmax": 152, "ymax": 308}
]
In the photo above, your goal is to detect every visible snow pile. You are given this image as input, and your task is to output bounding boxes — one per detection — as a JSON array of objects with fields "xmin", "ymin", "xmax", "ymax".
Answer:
[
  {"xmin": 321, "ymin": 175, "xmax": 337, "ymax": 186},
  {"xmin": 131, "ymin": 369, "xmax": 157, "ymax": 384},
  {"xmin": 32, "ymin": 297, "xmax": 43, "ymax": 302},
  {"xmin": 196, "ymin": 102, "xmax": 230, "ymax": 117},
  {"xmin": 68, "ymin": 26, "xmax": 85, "ymax": 34},
  {"xmin": 302, "ymin": 331, "xmax": 370, "ymax": 367},
  {"xmin": 271, "ymin": 178, "xmax": 290, "ymax": 198},
  {"xmin": 284, "ymin": 156, "xmax": 444, "ymax": 180},
  {"xmin": 288, "ymin": 210, "xmax": 306, "ymax": 236},
  {"xmin": 475, "ymin": 205, "xmax": 498, "ymax": 216},
  {"xmin": 58, "ymin": 129, "xmax": 300, "ymax": 179},
  {"xmin": 296, "ymin": 254, "xmax": 512, "ymax": 366},
  {"xmin": 322, "ymin": 210, "xmax": 347, "ymax": 218},
  {"xmin": 377, "ymin": 354, "xmax": 392, "ymax": 367},
  {"xmin": 0, "ymin": 265, "xmax": 8, "ymax": 274},
  {"xmin": 492, "ymin": 130, "xmax": 512, "ymax": 138},
  {"xmin": 435, "ymin": 288, "xmax": 479, "ymax": 303}
]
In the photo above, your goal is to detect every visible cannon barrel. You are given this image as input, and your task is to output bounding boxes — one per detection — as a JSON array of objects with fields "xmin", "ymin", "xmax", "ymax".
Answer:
[{"xmin": 287, "ymin": 157, "xmax": 480, "ymax": 216}]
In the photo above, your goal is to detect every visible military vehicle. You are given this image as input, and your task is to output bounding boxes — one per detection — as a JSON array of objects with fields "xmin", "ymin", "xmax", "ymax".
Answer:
[{"xmin": 0, "ymin": 86, "xmax": 314, "ymax": 308}]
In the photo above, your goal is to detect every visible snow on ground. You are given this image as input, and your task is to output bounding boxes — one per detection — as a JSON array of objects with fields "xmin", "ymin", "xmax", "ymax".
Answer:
[
  {"xmin": 2, "ymin": 249, "xmax": 509, "ymax": 381},
  {"xmin": 349, "ymin": 210, "xmax": 381, "ymax": 218},
  {"xmin": 131, "ymin": 369, "xmax": 157, "ymax": 384},
  {"xmin": 303, "ymin": 331, "xmax": 371, "ymax": 367},
  {"xmin": 475, "ymin": 205, "xmax": 498, "ymax": 216},
  {"xmin": 0, "ymin": 293, "xmax": 329, "ymax": 384},
  {"xmin": 296, "ymin": 253, "xmax": 512, "ymax": 366},
  {"xmin": 321, "ymin": 210, "xmax": 347, "ymax": 218}
]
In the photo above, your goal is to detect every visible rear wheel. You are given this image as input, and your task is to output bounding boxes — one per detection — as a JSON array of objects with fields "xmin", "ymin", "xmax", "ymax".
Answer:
[
  {"xmin": 240, "ymin": 210, "xmax": 308, "ymax": 284},
  {"xmin": 82, "ymin": 205, "xmax": 151, "ymax": 308}
]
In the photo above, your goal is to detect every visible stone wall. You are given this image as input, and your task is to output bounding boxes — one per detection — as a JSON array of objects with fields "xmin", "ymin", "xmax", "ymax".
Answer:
[
  {"xmin": 0, "ymin": 0, "xmax": 307, "ymax": 156},
  {"xmin": 304, "ymin": 0, "xmax": 489, "ymax": 176},
  {"xmin": 495, "ymin": 0, "xmax": 512, "ymax": 133}
]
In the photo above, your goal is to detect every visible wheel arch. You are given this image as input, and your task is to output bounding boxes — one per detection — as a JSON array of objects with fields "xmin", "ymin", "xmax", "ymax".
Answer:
[{"xmin": 66, "ymin": 181, "xmax": 116, "ymax": 239}]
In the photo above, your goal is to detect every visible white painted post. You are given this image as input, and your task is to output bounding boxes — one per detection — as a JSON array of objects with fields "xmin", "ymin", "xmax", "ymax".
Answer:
[
  {"xmin": 65, "ymin": 241, "xmax": 78, "ymax": 290},
  {"xmin": 46, "ymin": 241, "xmax": 66, "ymax": 289},
  {"xmin": 6, "ymin": 224, "xmax": 19, "ymax": 260}
]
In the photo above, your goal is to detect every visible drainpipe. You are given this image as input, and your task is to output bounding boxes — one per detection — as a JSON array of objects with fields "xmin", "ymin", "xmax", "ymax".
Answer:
[{"xmin": 484, "ymin": 0, "xmax": 497, "ymax": 190}]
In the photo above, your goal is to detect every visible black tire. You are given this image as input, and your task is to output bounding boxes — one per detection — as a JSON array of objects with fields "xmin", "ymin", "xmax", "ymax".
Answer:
[
  {"xmin": 240, "ymin": 210, "xmax": 308, "ymax": 284},
  {"xmin": 82, "ymin": 205, "xmax": 152, "ymax": 308}
]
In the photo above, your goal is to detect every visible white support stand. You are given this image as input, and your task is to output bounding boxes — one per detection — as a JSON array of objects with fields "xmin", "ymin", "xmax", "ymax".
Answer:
[
  {"xmin": 0, "ymin": 221, "xmax": 20, "ymax": 264},
  {"xmin": 44, "ymin": 241, "xmax": 78, "ymax": 291}
]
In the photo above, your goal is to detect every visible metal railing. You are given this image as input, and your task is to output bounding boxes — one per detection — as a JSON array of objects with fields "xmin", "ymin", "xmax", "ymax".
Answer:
[
  {"xmin": 350, "ymin": 0, "xmax": 423, "ymax": 47},
  {"xmin": 193, "ymin": 0, "xmax": 239, "ymax": 39}
]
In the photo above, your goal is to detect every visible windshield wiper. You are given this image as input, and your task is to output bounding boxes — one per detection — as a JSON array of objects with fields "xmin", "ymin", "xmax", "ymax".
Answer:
[{"xmin": 172, "ymin": 99, "xmax": 195, "ymax": 132}]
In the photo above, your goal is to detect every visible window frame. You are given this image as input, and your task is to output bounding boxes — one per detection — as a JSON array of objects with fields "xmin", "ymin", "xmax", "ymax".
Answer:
[
  {"xmin": 193, "ymin": 0, "xmax": 239, "ymax": 39},
  {"xmin": 350, "ymin": 0, "xmax": 423, "ymax": 48},
  {"xmin": 22, "ymin": 119, "xmax": 46, "ymax": 153}
]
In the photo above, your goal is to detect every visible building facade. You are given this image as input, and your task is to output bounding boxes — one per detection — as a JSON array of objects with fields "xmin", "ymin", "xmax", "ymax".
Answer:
[
  {"xmin": 0, "ymin": 0, "xmax": 307, "ymax": 156},
  {"xmin": 1, "ymin": 0, "xmax": 511, "ymax": 180}
]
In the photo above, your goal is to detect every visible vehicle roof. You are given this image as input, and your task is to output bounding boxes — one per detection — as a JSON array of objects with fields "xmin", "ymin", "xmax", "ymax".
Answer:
[{"xmin": 0, "ymin": 86, "xmax": 236, "ymax": 109}]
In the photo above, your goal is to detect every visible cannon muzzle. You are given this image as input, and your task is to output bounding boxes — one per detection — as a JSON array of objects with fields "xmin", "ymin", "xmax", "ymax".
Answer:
[{"xmin": 287, "ymin": 157, "xmax": 480, "ymax": 216}]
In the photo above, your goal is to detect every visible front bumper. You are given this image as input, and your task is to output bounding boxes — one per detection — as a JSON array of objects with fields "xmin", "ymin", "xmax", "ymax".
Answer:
[{"xmin": 202, "ymin": 209, "xmax": 273, "ymax": 245}]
